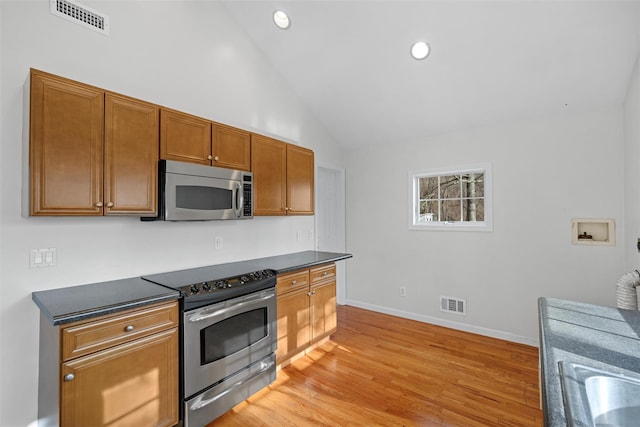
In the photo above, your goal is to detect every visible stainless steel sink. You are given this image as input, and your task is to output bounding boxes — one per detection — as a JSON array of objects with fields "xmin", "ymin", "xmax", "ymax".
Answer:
[{"xmin": 559, "ymin": 362, "xmax": 640, "ymax": 427}]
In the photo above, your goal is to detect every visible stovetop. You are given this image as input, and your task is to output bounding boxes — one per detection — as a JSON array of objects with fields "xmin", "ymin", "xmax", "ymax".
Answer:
[{"xmin": 141, "ymin": 260, "xmax": 276, "ymax": 309}]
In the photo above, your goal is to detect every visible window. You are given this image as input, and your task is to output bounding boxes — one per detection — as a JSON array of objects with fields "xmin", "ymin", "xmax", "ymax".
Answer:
[{"xmin": 409, "ymin": 164, "xmax": 492, "ymax": 231}]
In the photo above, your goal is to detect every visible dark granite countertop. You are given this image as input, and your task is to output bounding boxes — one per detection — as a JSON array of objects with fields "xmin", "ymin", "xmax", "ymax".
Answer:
[
  {"xmin": 33, "ymin": 251, "xmax": 352, "ymax": 326},
  {"xmin": 538, "ymin": 297, "xmax": 640, "ymax": 426},
  {"xmin": 32, "ymin": 277, "xmax": 180, "ymax": 326},
  {"xmin": 247, "ymin": 250, "xmax": 352, "ymax": 274}
]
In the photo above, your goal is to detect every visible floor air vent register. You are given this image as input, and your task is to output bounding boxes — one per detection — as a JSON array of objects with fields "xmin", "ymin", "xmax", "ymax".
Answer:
[
  {"xmin": 440, "ymin": 296, "xmax": 466, "ymax": 315},
  {"xmin": 50, "ymin": 0, "xmax": 109, "ymax": 35}
]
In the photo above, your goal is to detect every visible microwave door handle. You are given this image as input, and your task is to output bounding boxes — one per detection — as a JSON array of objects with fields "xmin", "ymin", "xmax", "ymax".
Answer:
[{"xmin": 234, "ymin": 181, "xmax": 243, "ymax": 218}]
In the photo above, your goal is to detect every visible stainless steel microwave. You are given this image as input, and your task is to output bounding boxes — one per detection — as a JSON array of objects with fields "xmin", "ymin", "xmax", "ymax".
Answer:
[{"xmin": 145, "ymin": 160, "xmax": 253, "ymax": 221}]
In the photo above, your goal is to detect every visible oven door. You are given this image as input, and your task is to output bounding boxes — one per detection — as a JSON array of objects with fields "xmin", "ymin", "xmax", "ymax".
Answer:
[{"xmin": 183, "ymin": 288, "xmax": 277, "ymax": 398}]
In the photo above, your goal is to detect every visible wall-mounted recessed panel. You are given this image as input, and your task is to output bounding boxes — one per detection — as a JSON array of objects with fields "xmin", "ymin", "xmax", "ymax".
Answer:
[{"xmin": 571, "ymin": 218, "xmax": 615, "ymax": 246}]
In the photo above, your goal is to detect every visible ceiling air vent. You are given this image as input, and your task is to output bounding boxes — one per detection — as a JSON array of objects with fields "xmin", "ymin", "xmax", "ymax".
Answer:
[
  {"xmin": 440, "ymin": 296, "xmax": 466, "ymax": 315},
  {"xmin": 50, "ymin": 0, "xmax": 109, "ymax": 35}
]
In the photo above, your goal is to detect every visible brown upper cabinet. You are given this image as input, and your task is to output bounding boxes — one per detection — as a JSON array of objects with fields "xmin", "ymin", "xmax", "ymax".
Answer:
[
  {"xmin": 159, "ymin": 108, "xmax": 211, "ymax": 165},
  {"xmin": 212, "ymin": 122, "xmax": 251, "ymax": 171},
  {"xmin": 160, "ymin": 109, "xmax": 251, "ymax": 171},
  {"xmin": 29, "ymin": 69, "xmax": 159, "ymax": 216},
  {"xmin": 251, "ymin": 134, "xmax": 314, "ymax": 216}
]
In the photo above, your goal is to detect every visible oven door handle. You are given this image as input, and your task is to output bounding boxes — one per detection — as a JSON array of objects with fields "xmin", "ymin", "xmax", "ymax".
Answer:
[
  {"xmin": 187, "ymin": 293, "xmax": 274, "ymax": 323},
  {"xmin": 189, "ymin": 358, "xmax": 276, "ymax": 411}
]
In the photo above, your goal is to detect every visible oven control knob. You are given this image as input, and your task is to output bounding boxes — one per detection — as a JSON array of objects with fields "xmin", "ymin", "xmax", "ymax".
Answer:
[
  {"xmin": 241, "ymin": 276, "xmax": 249, "ymax": 283},
  {"xmin": 202, "ymin": 282, "xmax": 212, "ymax": 292},
  {"xmin": 215, "ymin": 280, "xmax": 226, "ymax": 289},
  {"xmin": 189, "ymin": 284, "xmax": 200, "ymax": 294}
]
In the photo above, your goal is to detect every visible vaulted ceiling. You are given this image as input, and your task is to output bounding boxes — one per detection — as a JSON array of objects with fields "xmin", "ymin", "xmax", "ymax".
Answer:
[{"xmin": 221, "ymin": 1, "xmax": 640, "ymax": 150}]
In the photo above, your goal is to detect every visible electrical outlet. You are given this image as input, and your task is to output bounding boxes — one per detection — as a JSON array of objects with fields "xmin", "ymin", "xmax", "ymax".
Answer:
[
  {"xmin": 308, "ymin": 230, "xmax": 314, "ymax": 240},
  {"xmin": 215, "ymin": 237, "xmax": 223, "ymax": 250},
  {"xmin": 296, "ymin": 231, "xmax": 303, "ymax": 241},
  {"xmin": 399, "ymin": 286, "xmax": 407, "ymax": 297}
]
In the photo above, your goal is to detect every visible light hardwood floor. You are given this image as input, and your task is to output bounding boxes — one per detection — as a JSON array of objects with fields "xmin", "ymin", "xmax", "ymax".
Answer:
[{"xmin": 210, "ymin": 305, "xmax": 544, "ymax": 426}]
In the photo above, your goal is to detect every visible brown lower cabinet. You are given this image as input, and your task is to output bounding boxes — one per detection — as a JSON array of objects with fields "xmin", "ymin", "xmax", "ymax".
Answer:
[
  {"xmin": 276, "ymin": 263, "xmax": 337, "ymax": 365},
  {"xmin": 38, "ymin": 301, "xmax": 179, "ymax": 427}
]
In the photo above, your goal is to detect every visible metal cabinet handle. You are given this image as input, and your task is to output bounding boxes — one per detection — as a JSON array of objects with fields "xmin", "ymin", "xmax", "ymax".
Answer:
[
  {"xmin": 322, "ymin": 272, "xmax": 328, "ymax": 277},
  {"xmin": 125, "ymin": 325, "xmax": 134, "ymax": 332},
  {"xmin": 64, "ymin": 373, "xmax": 75, "ymax": 382},
  {"xmin": 96, "ymin": 202, "xmax": 103, "ymax": 207},
  {"xmin": 214, "ymin": 155, "xmax": 220, "ymax": 161},
  {"xmin": 291, "ymin": 280, "xmax": 297, "ymax": 286},
  {"xmin": 207, "ymin": 155, "xmax": 213, "ymax": 160},
  {"xmin": 107, "ymin": 202, "xmax": 114, "ymax": 208}
]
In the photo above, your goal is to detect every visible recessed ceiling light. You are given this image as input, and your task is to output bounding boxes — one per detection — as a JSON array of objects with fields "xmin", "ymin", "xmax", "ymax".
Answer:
[
  {"xmin": 273, "ymin": 10, "xmax": 290, "ymax": 29},
  {"xmin": 411, "ymin": 41, "xmax": 430, "ymax": 60}
]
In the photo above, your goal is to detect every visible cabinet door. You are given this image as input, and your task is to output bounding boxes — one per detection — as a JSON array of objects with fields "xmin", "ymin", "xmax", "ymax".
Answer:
[
  {"xmin": 160, "ymin": 109, "xmax": 211, "ymax": 165},
  {"xmin": 104, "ymin": 94, "xmax": 159, "ymax": 216},
  {"xmin": 276, "ymin": 287, "xmax": 311, "ymax": 364},
  {"xmin": 61, "ymin": 328, "xmax": 179, "ymax": 427},
  {"xmin": 212, "ymin": 123, "xmax": 251, "ymax": 171},
  {"xmin": 251, "ymin": 134, "xmax": 287, "ymax": 215},
  {"xmin": 30, "ymin": 69, "xmax": 104, "ymax": 215},
  {"xmin": 286, "ymin": 144, "xmax": 314, "ymax": 215},
  {"xmin": 310, "ymin": 279, "xmax": 337, "ymax": 344}
]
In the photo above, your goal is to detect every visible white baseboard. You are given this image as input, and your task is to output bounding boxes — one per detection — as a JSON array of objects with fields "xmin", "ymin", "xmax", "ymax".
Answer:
[{"xmin": 343, "ymin": 299, "xmax": 538, "ymax": 347}]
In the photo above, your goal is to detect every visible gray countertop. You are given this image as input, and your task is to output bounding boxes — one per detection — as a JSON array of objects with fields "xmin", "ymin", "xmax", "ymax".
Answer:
[
  {"xmin": 33, "ymin": 250, "xmax": 352, "ymax": 326},
  {"xmin": 32, "ymin": 277, "xmax": 181, "ymax": 326},
  {"xmin": 538, "ymin": 297, "xmax": 640, "ymax": 426}
]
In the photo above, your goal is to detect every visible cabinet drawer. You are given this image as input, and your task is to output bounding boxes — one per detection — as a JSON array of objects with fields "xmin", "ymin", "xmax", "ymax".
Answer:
[
  {"xmin": 62, "ymin": 301, "xmax": 178, "ymax": 361},
  {"xmin": 310, "ymin": 264, "xmax": 336, "ymax": 284},
  {"xmin": 277, "ymin": 270, "xmax": 309, "ymax": 295}
]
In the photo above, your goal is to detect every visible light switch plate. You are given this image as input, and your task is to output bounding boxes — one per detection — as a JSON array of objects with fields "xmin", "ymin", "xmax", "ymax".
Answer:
[{"xmin": 30, "ymin": 248, "xmax": 56, "ymax": 268}]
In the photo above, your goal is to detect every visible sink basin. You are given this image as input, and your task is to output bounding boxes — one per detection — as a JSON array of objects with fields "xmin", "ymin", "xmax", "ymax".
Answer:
[{"xmin": 559, "ymin": 362, "xmax": 640, "ymax": 427}]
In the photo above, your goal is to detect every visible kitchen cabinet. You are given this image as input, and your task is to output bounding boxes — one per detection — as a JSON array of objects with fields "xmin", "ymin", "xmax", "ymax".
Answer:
[
  {"xmin": 160, "ymin": 110, "xmax": 251, "ymax": 171},
  {"xmin": 29, "ymin": 69, "xmax": 159, "ymax": 216},
  {"xmin": 251, "ymin": 134, "xmax": 314, "ymax": 216},
  {"xmin": 39, "ymin": 300, "xmax": 179, "ymax": 427},
  {"xmin": 104, "ymin": 94, "xmax": 159, "ymax": 215},
  {"xmin": 212, "ymin": 122, "xmax": 251, "ymax": 171},
  {"xmin": 276, "ymin": 263, "xmax": 336, "ymax": 365},
  {"xmin": 160, "ymin": 108, "xmax": 212, "ymax": 165},
  {"xmin": 286, "ymin": 143, "xmax": 315, "ymax": 215}
]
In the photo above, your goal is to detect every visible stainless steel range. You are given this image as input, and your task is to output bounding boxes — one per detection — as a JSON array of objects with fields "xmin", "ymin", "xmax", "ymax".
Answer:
[{"xmin": 142, "ymin": 263, "xmax": 277, "ymax": 427}]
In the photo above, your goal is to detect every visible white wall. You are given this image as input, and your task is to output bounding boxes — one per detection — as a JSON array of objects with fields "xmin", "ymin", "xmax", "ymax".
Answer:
[
  {"xmin": 0, "ymin": 2, "xmax": 344, "ymax": 426},
  {"xmin": 624, "ymin": 54, "xmax": 640, "ymax": 271},
  {"xmin": 345, "ymin": 107, "xmax": 626, "ymax": 345}
]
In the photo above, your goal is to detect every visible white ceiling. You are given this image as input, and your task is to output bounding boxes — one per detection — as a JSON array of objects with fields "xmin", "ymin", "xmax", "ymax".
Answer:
[{"xmin": 221, "ymin": 1, "xmax": 640, "ymax": 150}]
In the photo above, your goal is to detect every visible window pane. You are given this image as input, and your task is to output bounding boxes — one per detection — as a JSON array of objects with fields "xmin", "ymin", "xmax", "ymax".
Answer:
[
  {"xmin": 461, "ymin": 173, "xmax": 484, "ymax": 198},
  {"xmin": 462, "ymin": 199, "xmax": 484, "ymax": 221},
  {"xmin": 441, "ymin": 199, "xmax": 461, "ymax": 221},
  {"xmin": 419, "ymin": 200, "xmax": 439, "ymax": 222},
  {"xmin": 419, "ymin": 176, "xmax": 438, "ymax": 199},
  {"xmin": 440, "ymin": 175, "xmax": 461, "ymax": 199}
]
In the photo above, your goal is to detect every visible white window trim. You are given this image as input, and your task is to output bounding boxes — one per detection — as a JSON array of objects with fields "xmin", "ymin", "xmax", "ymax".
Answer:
[{"xmin": 408, "ymin": 163, "xmax": 493, "ymax": 232}]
